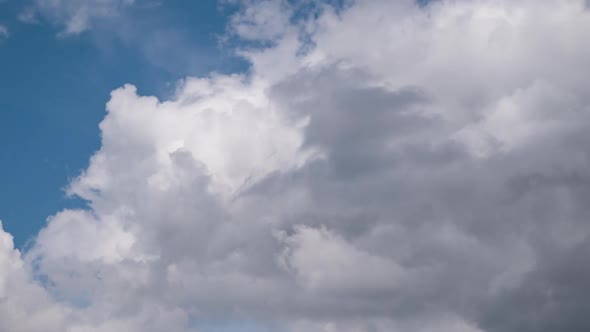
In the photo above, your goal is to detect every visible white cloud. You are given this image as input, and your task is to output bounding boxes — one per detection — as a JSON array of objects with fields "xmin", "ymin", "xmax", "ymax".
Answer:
[
  {"xmin": 277, "ymin": 226, "xmax": 406, "ymax": 294},
  {"xmin": 0, "ymin": 221, "xmax": 23, "ymax": 297},
  {"xmin": 3, "ymin": 0, "xmax": 590, "ymax": 331},
  {"xmin": 69, "ymin": 80, "xmax": 314, "ymax": 198},
  {"xmin": 229, "ymin": 0, "xmax": 293, "ymax": 41},
  {"xmin": 32, "ymin": 209, "xmax": 138, "ymax": 264},
  {"xmin": 0, "ymin": 222, "xmax": 67, "ymax": 332}
]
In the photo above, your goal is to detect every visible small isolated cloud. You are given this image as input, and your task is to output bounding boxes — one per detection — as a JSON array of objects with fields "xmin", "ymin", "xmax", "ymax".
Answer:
[
  {"xmin": 3, "ymin": 0, "xmax": 590, "ymax": 331},
  {"xmin": 26, "ymin": 0, "xmax": 136, "ymax": 34},
  {"xmin": 228, "ymin": 0, "xmax": 293, "ymax": 41},
  {"xmin": 17, "ymin": 8, "xmax": 39, "ymax": 24},
  {"xmin": 0, "ymin": 25, "xmax": 8, "ymax": 39}
]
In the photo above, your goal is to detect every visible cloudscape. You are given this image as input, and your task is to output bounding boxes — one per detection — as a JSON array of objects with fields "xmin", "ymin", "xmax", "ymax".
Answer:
[{"xmin": 2, "ymin": 0, "xmax": 590, "ymax": 331}]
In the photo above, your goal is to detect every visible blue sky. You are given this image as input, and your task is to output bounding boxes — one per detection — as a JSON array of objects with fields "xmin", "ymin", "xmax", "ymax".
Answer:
[{"xmin": 0, "ymin": 0, "xmax": 246, "ymax": 248}]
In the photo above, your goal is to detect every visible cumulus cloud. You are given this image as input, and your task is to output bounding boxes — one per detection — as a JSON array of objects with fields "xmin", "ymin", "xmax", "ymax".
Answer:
[
  {"xmin": 4, "ymin": 0, "xmax": 590, "ymax": 331},
  {"xmin": 0, "ymin": 221, "xmax": 67, "ymax": 332}
]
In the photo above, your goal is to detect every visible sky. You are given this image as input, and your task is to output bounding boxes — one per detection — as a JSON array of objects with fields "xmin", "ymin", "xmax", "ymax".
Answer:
[
  {"xmin": 0, "ymin": 0, "xmax": 246, "ymax": 248},
  {"xmin": 1, "ymin": 0, "xmax": 590, "ymax": 332}
]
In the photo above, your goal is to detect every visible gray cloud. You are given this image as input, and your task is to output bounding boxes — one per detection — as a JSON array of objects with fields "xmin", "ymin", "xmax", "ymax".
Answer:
[{"xmin": 2, "ymin": 0, "xmax": 590, "ymax": 331}]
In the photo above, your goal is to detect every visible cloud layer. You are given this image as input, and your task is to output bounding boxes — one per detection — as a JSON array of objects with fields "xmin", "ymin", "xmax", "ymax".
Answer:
[{"xmin": 3, "ymin": 0, "xmax": 590, "ymax": 331}]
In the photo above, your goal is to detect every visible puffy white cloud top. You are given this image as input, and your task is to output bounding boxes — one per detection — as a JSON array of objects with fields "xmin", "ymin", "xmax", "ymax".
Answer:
[{"xmin": 4, "ymin": 0, "xmax": 590, "ymax": 331}]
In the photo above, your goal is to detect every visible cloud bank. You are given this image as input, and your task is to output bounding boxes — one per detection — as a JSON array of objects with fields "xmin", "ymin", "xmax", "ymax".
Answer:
[{"xmin": 3, "ymin": 0, "xmax": 590, "ymax": 331}]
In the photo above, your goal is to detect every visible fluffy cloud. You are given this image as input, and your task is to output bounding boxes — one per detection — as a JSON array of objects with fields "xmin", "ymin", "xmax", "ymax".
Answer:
[
  {"xmin": 4, "ymin": 0, "xmax": 590, "ymax": 331},
  {"xmin": 0, "ymin": 222, "xmax": 67, "ymax": 332}
]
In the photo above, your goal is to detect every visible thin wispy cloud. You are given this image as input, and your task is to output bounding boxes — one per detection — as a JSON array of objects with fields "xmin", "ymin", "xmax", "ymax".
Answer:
[
  {"xmin": 0, "ymin": 25, "xmax": 8, "ymax": 39},
  {"xmin": 24, "ymin": 0, "xmax": 136, "ymax": 34}
]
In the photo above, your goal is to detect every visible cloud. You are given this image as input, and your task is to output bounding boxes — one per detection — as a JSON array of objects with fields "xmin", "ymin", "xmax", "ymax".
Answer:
[
  {"xmin": 277, "ymin": 225, "xmax": 407, "ymax": 294},
  {"xmin": 0, "ymin": 25, "xmax": 8, "ymax": 39},
  {"xmin": 22, "ymin": 0, "xmax": 230, "ymax": 76},
  {"xmin": 228, "ymin": 0, "xmax": 293, "ymax": 41},
  {"xmin": 0, "ymin": 221, "xmax": 67, "ymax": 332},
  {"xmin": 24, "ymin": 0, "xmax": 136, "ymax": 34},
  {"xmin": 4, "ymin": 0, "xmax": 590, "ymax": 331}
]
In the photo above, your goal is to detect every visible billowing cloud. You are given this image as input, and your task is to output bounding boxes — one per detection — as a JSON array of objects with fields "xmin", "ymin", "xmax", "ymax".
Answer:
[
  {"xmin": 0, "ymin": 222, "xmax": 67, "ymax": 332},
  {"xmin": 4, "ymin": 0, "xmax": 590, "ymax": 331}
]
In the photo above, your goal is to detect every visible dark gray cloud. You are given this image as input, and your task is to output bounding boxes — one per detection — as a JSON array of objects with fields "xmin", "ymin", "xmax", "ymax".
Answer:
[{"xmin": 481, "ymin": 238, "xmax": 590, "ymax": 332}]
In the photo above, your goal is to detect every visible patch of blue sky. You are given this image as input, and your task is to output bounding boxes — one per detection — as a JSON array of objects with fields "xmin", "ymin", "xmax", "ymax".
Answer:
[
  {"xmin": 193, "ymin": 320, "xmax": 281, "ymax": 332},
  {"xmin": 0, "ymin": 0, "xmax": 248, "ymax": 248}
]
